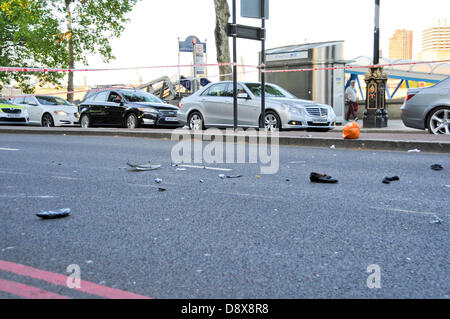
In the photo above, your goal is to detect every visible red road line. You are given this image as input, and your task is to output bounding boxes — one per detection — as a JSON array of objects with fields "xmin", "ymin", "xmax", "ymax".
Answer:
[
  {"xmin": 0, "ymin": 260, "xmax": 151, "ymax": 299},
  {"xmin": 0, "ymin": 278, "xmax": 71, "ymax": 299}
]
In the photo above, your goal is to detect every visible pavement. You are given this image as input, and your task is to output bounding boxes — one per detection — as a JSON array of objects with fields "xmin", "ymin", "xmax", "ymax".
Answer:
[
  {"xmin": 0, "ymin": 120, "xmax": 449, "ymax": 154},
  {"xmin": 0, "ymin": 134, "xmax": 449, "ymax": 299}
]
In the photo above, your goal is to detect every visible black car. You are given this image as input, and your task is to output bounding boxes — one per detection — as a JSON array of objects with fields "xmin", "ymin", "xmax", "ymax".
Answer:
[{"xmin": 78, "ymin": 89, "xmax": 182, "ymax": 128}]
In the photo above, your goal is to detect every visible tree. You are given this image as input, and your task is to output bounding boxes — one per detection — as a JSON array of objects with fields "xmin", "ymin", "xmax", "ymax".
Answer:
[
  {"xmin": 54, "ymin": 0, "xmax": 140, "ymax": 102},
  {"xmin": 0, "ymin": 0, "xmax": 67, "ymax": 93},
  {"xmin": 213, "ymin": 0, "xmax": 232, "ymax": 81},
  {"xmin": 0, "ymin": 0, "xmax": 140, "ymax": 101}
]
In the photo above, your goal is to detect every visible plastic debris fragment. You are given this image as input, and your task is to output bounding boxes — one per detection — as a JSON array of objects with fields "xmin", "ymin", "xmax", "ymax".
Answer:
[
  {"xmin": 226, "ymin": 175, "xmax": 243, "ymax": 179},
  {"xmin": 382, "ymin": 176, "xmax": 400, "ymax": 184},
  {"xmin": 36, "ymin": 208, "xmax": 71, "ymax": 219},
  {"xmin": 431, "ymin": 164, "xmax": 443, "ymax": 171},
  {"xmin": 127, "ymin": 161, "xmax": 161, "ymax": 171},
  {"xmin": 430, "ymin": 216, "xmax": 443, "ymax": 224},
  {"xmin": 154, "ymin": 178, "xmax": 162, "ymax": 183},
  {"xmin": 200, "ymin": 179, "xmax": 205, "ymax": 183},
  {"xmin": 158, "ymin": 188, "xmax": 167, "ymax": 192},
  {"xmin": 330, "ymin": 145, "xmax": 336, "ymax": 149},
  {"xmin": 310, "ymin": 172, "xmax": 338, "ymax": 184},
  {"xmin": 408, "ymin": 149, "xmax": 421, "ymax": 153},
  {"xmin": 219, "ymin": 174, "xmax": 226, "ymax": 179}
]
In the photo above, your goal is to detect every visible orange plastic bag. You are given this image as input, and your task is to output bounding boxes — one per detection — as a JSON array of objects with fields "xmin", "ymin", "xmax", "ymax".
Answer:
[{"xmin": 343, "ymin": 121, "xmax": 360, "ymax": 139}]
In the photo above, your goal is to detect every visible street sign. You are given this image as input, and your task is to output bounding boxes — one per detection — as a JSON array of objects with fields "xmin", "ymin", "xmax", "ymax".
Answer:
[
  {"xmin": 241, "ymin": 0, "xmax": 269, "ymax": 19},
  {"xmin": 226, "ymin": 24, "xmax": 265, "ymax": 41},
  {"xmin": 178, "ymin": 35, "xmax": 207, "ymax": 53}
]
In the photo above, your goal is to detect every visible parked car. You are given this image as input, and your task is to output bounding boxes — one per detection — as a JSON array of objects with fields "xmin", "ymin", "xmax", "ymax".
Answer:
[
  {"xmin": 0, "ymin": 98, "xmax": 29, "ymax": 125},
  {"xmin": 78, "ymin": 89, "xmax": 182, "ymax": 129},
  {"xmin": 11, "ymin": 95, "xmax": 79, "ymax": 127},
  {"xmin": 177, "ymin": 81, "xmax": 336, "ymax": 131},
  {"xmin": 401, "ymin": 76, "xmax": 450, "ymax": 135}
]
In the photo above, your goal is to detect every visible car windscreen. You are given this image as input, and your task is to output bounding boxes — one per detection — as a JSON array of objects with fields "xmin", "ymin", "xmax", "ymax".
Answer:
[
  {"xmin": 37, "ymin": 96, "xmax": 72, "ymax": 106},
  {"xmin": 122, "ymin": 91, "xmax": 164, "ymax": 103},
  {"xmin": 0, "ymin": 98, "xmax": 12, "ymax": 105},
  {"xmin": 245, "ymin": 83, "xmax": 296, "ymax": 98}
]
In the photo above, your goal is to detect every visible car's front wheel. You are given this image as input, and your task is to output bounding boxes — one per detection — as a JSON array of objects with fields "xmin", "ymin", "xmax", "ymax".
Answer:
[
  {"xmin": 264, "ymin": 111, "xmax": 281, "ymax": 132},
  {"xmin": 188, "ymin": 111, "xmax": 204, "ymax": 130},
  {"xmin": 41, "ymin": 113, "xmax": 54, "ymax": 127},
  {"xmin": 427, "ymin": 106, "xmax": 450, "ymax": 135},
  {"xmin": 80, "ymin": 114, "xmax": 90, "ymax": 128},
  {"xmin": 126, "ymin": 113, "xmax": 139, "ymax": 129}
]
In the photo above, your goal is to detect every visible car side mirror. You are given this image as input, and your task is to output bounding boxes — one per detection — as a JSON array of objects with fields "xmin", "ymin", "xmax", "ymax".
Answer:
[{"xmin": 237, "ymin": 93, "xmax": 249, "ymax": 99}]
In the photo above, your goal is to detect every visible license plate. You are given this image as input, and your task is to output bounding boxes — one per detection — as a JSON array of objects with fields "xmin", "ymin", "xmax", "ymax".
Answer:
[
  {"xmin": 165, "ymin": 117, "xmax": 178, "ymax": 122},
  {"xmin": 6, "ymin": 113, "xmax": 21, "ymax": 118},
  {"xmin": 312, "ymin": 119, "xmax": 327, "ymax": 123}
]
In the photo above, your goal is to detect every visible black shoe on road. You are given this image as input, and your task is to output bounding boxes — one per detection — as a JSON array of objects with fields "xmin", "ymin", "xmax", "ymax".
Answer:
[{"xmin": 310, "ymin": 172, "xmax": 338, "ymax": 184}]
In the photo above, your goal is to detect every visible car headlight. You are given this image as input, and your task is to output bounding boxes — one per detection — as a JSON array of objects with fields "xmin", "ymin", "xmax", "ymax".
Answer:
[
  {"xmin": 54, "ymin": 111, "xmax": 67, "ymax": 116},
  {"xmin": 284, "ymin": 104, "xmax": 305, "ymax": 116},
  {"xmin": 138, "ymin": 108, "xmax": 158, "ymax": 115}
]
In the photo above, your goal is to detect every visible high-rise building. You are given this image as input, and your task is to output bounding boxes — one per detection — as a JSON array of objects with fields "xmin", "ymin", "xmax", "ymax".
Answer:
[
  {"xmin": 389, "ymin": 29, "xmax": 413, "ymax": 60},
  {"xmin": 417, "ymin": 19, "xmax": 450, "ymax": 61}
]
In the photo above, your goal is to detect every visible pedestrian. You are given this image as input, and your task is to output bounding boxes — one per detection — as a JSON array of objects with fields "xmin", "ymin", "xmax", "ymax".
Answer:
[{"xmin": 345, "ymin": 80, "xmax": 358, "ymax": 121}]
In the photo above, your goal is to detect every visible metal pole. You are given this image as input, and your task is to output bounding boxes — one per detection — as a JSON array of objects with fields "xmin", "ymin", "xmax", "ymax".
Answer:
[
  {"xmin": 374, "ymin": 0, "xmax": 380, "ymax": 65},
  {"xmin": 260, "ymin": 0, "xmax": 266, "ymax": 129},
  {"xmin": 232, "ymin": 0, "xmax": 238, "ymax": 131},
  {"xmin": 177, "ymin": 37, "xmax": 181, "ymax": 97}
]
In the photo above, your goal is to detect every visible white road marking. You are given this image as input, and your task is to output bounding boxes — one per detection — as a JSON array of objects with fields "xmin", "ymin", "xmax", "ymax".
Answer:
[
  {"xmin": 51, "ymin": 176, "xmax": 80, "ymax": 181},
  {"xmin": 210, "ymin": 191, "xmax": 283, "ymax": 200},
  {"xmin": 0, "ymin": 148, "xmax": 19, "ymax": 151},
  {"xmin": 370, "ymin": 206, "xmax": 437, "ymax": 217},
  {"xmin": 177, "ymin": 164, "xmax": 233, "ymax": 171},
  {"xmin": 0, "ymin": 195, "xmax": 58, "ymax": 199}
]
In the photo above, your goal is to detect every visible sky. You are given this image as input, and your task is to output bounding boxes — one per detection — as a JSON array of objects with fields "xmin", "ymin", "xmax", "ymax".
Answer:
[{"xmin": 75, "ymin": 0, "xmax": 449, "ymax": 87}]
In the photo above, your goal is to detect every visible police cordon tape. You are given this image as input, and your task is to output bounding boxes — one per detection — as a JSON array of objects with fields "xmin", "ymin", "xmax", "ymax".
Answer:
[{"xmin": 261, "ymin": 59, "xmax": 450, "ymax": 74}]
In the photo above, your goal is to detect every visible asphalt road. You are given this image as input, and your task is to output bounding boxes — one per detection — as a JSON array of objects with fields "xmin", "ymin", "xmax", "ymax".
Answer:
[{"xmin": 0, "ymin": 133, "xmax": 449, "ymax": 299}]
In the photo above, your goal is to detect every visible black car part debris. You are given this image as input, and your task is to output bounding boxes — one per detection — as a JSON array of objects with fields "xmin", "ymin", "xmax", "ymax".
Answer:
[
  {"xmin": 310, "ymin": 172, "xmax": 338, "ymax": 184},
  {"xmin": 127, "ymin": 161, "xmax": 161, "ymax": 171},
  {"xmin": 431, "ymin": 164, "xmax": 443, "ymax": 171},
  {"xmin": 226, "ymin": 175, "xmax": 243, "ymax": 179},
  {"xmin": 36, "ymin": 208, "xmax": 71, "ymax": 219},
  {"xmin": 158, "ymin": 188, "xmax": 167, "ymax": 192},
  {"xmin": 382, "ymin": 176, "xmax": 400, "ymax": 184}
]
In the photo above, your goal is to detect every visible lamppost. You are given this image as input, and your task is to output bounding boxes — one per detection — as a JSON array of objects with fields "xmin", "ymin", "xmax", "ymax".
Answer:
[{"xmin": 364, "ymin": 0, "xmax": 388, "ymax": 128}]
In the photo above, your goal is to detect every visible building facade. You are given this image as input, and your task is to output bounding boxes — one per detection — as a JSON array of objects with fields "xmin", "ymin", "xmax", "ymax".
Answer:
[
  {"xmin": 389, "ymin": 29, "xmax": 413, "ymax": 60},
  {"xmin": 417, "ymin": 19, "xmax": 450, "ymax": 61}
]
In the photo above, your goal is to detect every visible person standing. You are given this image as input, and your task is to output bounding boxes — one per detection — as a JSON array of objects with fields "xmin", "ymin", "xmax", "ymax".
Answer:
[{"xmin": 345, "ymin": 80, "xmax": 358, "ymax": 121}]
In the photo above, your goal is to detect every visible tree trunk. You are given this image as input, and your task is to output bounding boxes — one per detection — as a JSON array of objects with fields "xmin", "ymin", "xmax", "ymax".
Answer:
[
  {"xmin": 213, "ymin": 0, "xmax": 232, "ymax": 81},
  {"xmin": 65, "ymin": 0, "xmax": 74, "ymax": 103}
]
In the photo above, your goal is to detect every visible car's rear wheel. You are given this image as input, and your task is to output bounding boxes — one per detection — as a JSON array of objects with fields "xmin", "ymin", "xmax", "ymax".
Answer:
[
  {"xmin": 126, "ymin": 113, "xmax": 139, "ymax": 129},
  {"xmin": 41, "ymin": 113, "xmax": 54, "ymax": 127},
  {"xmin": 188, "ymin": 111, "xmax": 204, "ymax": 130},
  {"xmin": 80, "ymin": 114, "xmax": 90, "ymax": 128},
  {"xmin": 427, "ymin": 106, "xmax": 450, "ymax": 135},
  {"xmin": 264, "ymin": 111, "xmax": 281, "ymax": 132}
]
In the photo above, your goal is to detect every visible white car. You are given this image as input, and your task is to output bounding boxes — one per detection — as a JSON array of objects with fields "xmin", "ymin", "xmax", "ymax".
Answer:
[{"xmin": 11, "ymin": 95, "xmax": 79, "ymax": 127}]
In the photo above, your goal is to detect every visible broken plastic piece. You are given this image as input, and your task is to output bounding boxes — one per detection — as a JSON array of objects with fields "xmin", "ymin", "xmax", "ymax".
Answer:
[
  {"xmin": 408, "ymin": 149, "xmax": 421, "ymax": 153},
  {"xmin": 36, "ymin": 208, "xmax": 71, "ymax": 219},
  {"xmin": 330, "ymin": 145, "xmax": 336, "ymax": 149},
  {"xmin": 154, "ymin": 178, "xmax": 162, "ymax": 183},
  {"xmin": 382, "ymin": 176, "xmax": 400, "ymax": 184},
  {"xmin": 219, "ymin": 174, "xmax": 226, "ymax": 179},
  {"xmin": 226, "ymin": 175, "xmax": 243, "ymax": 179},
  {"xmin": 310, "ymin": 172, "xmax": 338, "ymax": 184},
  {"xmin": 158, "ymin": 188, "xmax": 166, "ymax": 192},
  {"xmin": 430, "ymin": 216, "xmax": 443, "ymax": 224},
  {"xmin": 127, "ymin": 161, "xmax": 161, "ymax": 171},
  {"xmin": 200, "ymin": 179, "xmax": 205, "ymax": 183},
  {"xmin": 431, "ymin": 164, "xmax": 443, "ymax": 171}
]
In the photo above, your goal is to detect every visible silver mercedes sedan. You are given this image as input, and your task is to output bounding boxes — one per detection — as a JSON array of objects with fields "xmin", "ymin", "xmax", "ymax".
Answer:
[
  {"xmin": 177, "ymin": 81, "xmax": 336, "ymax": 131},
  {"xmin": 401, "ymin": 76, "xmax": 450, "ymax": 134}
]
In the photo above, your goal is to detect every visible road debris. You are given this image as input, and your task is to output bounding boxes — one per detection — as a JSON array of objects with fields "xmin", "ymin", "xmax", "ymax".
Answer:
[
  {"xmin": 176, "ymin": 168, "xmax": 187, "ymax": 171},
  {"xmin": 310, "ymin": 172, "xmax": 338, "ymax": 184},
  {"xmin": 127, "ymin": 161, "xmax": 161, "ymax": 171},
  {"xmin": 36, "ymin": 208, "xmax": 71, "ymax": 219},
  {"xmin": 200, "ymin": 179, "xmax": 205, "ymax": 183},
  {"xmin": 431, "ymin": 164, "xmax": 443, "ymax": 171},
  {"xmin": 408, "ymin": 149, "xmax": 421, "ymax": 153},
  {"xmin": 226, "ymin": 175, "xmax": 243, "ymax": 179},
  {"xmin": 158, "ymin": 188, "xmax": 167, "ymax": 192},
  {"xmin": 382, "ymin": 176, "xmax": 400, "ymax": 184},
  {"xmin": 255, "ymin": 175, "xmax": 261, "ymax": 178},
  {"xmin": 330, "ymin": 145, "xmax": 336, "ymax": 149},
  {"xmin": 154, "ymin": 178, "xmax": 162, "ymax": 183},
  {"xmin": 219, "ymin": 174, "xmax": 226, "ymax": 179},
  {"xmin": 430, "ymin": 216, "xmax": 443, "ymax": 225}
]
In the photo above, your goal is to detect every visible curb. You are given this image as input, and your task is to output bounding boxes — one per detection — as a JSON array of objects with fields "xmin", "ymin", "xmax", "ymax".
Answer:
[{"xmin": 0, "ymin": 127, "xmax": 449, "ymax": 154}]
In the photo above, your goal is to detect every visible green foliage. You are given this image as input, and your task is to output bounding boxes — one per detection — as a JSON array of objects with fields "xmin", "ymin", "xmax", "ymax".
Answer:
[{"xmin": 0, "ymin": 0, "xmax": 139, "ymax": 93}]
